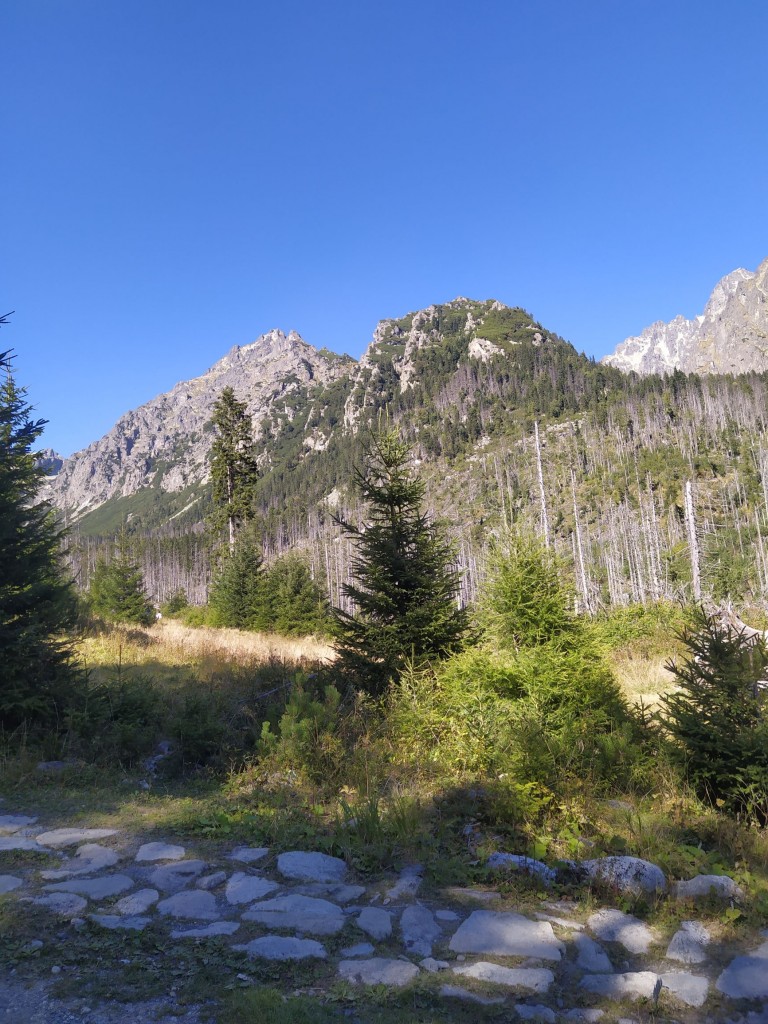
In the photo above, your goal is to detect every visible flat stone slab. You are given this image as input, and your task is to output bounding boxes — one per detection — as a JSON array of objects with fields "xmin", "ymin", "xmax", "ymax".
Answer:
[
  {"xmin": 341, "ymin": 942, "xmax": 375, "ymax": 957},
  {"xmin": 116, "ymin": 889, "xmax": 159, "ymax": 915},
  {"xmin": 573, "ymin": 933, "xmax": 613, "ymax": 972},
  {"xmin": 716, "ymin": 941, "xmax": 768, "ymax": 999},
  {"xmin": 225, "ymin": 872, "xmax": 279, "ymax": 904},
  {"xmin": 0, "ymin": 837, "xmax": 46, "ymax": 852},
  {"xmin": 90, "ymin": 914, "xmax": 150, "ymax": 931},
  {"xmin": 41, "ymin": 843, "xmax": 119, "ymax": 879},
  {"xmin": 135, "ymin": 842, "xmax": 186, "ymax": 862},
  {"xmin": 276, "ymin": 851, "xmax": 347, "ymax": 883},
  {"xmin": 43, "ymin": 874, "xmax": 134, "ymax": 899},
  {"xmin": 229, "ymin": 846, "xmax": 269, "ymax": 864},
  {"xmin": 171, "ymin": 921, "xmax": 240, "ymax": 939},
  {"xmin": 674, "ymin": 874, "xmax": 744, "ymax": 902},
  {"xmin": 448, "ymin": 910, "xmax": 564, "ymax": 960},
  {"xmin": 487, "ymin": 852, "xmax": 557, "ymax": 884},
  {"xmin": 582, "ymin": 856, "xmax": 666, "ymax": 895},
  {"xmin": 293, "ymin": 883, "xmax": 366, "ymax": 903},
  {"xmin": 197, "ymin": 871, "xmax": 227, "ymax": 890},
  {"xmin": 149, "ymin": 859, "xmax": 207, "ymax": 893},
  {"xmin": 666, "ymin": 920, "xmax": 710, "ymax": 963},
  {"xmin": 386, "ymin": 864, "xmax": 423, "ymax": 900},
  {"xmin": 535, "ymin": 912, "xmax": 584, "ymax": 930},
  {"xmin": 516, "ymin": 1005, "xmax": 556, "ymax": 1023},
  {"xmin": 242, "ymin": 893, "xmax": 345, "ymax": 935},
  {"xmin": 157, "ymin": 890, "xmax": 220, "ymax": 920},
  {"xmin": 0, "ymin": 875, "xmax": 23, "ymax": 894},
  {"xmin": 580, "ymin": 971, "xmax": 660, "ymax": 1002},
  {"xmin": 587, "ymin": 909, "xmax": 656, "ymax": 954},
  {"xmin": 357, "ymin": 906, "xmax": 392, "ymax": 940},
  {"xmin": 453, "ymin": 961, "xmax": 554, "ymax": 993},
  {"xmin": 439, "ymin": 985, "xmax": 504, "ymax": 1006},
  {"xmin": 34, "ymin": 893, "xmax": 88, "ymax": 917},
  {"xmin": 420, "ymin": 957, "xmax": 449, "ymax": 972},
  {"xmin": 36, "ymin": 828, "xmax": 117, "ymax": 848},
  {"xmin": 0, "ymin": 815, "xmax": 37, "ymax": 833},
  {"xmin": 401, "ymin": 904, "xmax": 441, "ymax": 956},
  {"xmin": 236, "ymin": 936, "xmax": 327, "ymax": 960},
  {"xmin": 660, "ymin": 971, "xmax": 709, "ymax": 1007},
  {"xmin": 339, "ymin": 957, "xmax": 419, "ymax": 987}
]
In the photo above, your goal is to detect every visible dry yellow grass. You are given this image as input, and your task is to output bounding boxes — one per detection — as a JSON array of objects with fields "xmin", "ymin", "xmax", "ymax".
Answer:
[{"xmin": 609, "ymin": 651, "xmax": 676, "ymax": 711}]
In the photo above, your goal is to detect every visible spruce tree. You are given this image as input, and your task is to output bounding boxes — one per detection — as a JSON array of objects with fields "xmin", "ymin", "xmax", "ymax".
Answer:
[
  {"xmin": 89, "ymin": 535, "xmax": 154, "ymax": 626},
  {"xmin": 334, "ymin": 428, "xmax": 469, "ymax": 695},
  {"xmin": 209, "ymin": 387, "xmax": 259, "ymax": 550},
  {"xmin": 0, "ymin": 346, "xmax": 77, "ymax": 727},
  {"xmin": 208, "ymin": 530, "xmax": 265, "ymax": 629}
]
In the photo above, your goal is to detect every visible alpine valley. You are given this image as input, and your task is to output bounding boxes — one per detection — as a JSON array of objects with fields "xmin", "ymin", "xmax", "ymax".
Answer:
[{"xmin": 45, "ymin": 259, "xmax": 768, "ymax": 610}]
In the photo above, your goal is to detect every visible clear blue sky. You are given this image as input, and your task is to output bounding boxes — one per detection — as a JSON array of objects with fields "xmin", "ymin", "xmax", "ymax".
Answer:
[{"xmin": 4, "ymin": 0, "xmax": 767, "ymax": 456}]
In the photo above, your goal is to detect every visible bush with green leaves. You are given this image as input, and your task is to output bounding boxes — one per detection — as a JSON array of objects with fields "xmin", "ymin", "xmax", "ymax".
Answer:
[{"xmin": 661, "ymin": 608, "xmax": 768, "ymax": 821}]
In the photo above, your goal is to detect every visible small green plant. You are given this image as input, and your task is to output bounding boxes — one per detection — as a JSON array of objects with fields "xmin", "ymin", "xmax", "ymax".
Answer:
[{"xmin": 259, "ymin": 678, "xmax": 345, "ymax": 786}]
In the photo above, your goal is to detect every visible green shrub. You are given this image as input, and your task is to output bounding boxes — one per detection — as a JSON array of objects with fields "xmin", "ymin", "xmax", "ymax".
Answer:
[{"xmin": 259, "ymin": 678, "xmax": 345, "ymax": 786}]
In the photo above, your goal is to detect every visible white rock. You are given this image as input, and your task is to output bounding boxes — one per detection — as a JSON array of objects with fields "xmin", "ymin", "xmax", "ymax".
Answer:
[
  {"xmin": 116, "ymin": 889, "xmax": 159, "ymax": 915},
  {"xmin": 197, "ymin": 871, "xmax": 227, "ymax": 890},
  {"xmin": 135, "ymin": 842, "xmax": 186, "ymax": 862},
  {"xmin": 34, "ymin": 893, "xmax": 87, "ymax": 917},
  {"xmin": 385, "ymin": 864, "xmax": 423, "ymax": 900},
  {"xmin": 674, "ymin": 874, "xmax": 744, "ymax": 901},
  {"xmin": 157, "ymin": 890, "xmax": 220, "ymax": 920},
  {"xmin": 660, "ymin": 971, "xmax": 709, "ymax": 1007},
  {"xmin": 0, "ymin": 875, "xmax": 23, "ymax": 894},
  {"xmin": 357, "ymin": 907, "xmax": 392, "ymax": 940},
  {"xmin": 587, "ymin": 909, "xmax": 656, "ymax": 954},
  {"xmin": 242, "ymin": 893, "xmax": 345, "ymax": 935},
  {"xmin": 149, "ymin": 859, "xmax": 207, "ymax": 893},
  {"xmin": 573, "ymin": 933, "xmax": 613, "ymax": 972},
  {"xmin": 276, "ymin": 851, "xmax": 347, "ymax": 883},
  {"xmin": 448, "ymin": 910, "xmax": 564, "ymax": 960},
  {"xmin": 41, "ymin": 843, "xmax": 119, "ymax": 879},
  {"xmin": 401, "ymin": 905, "xmax": 441, "ymax": 957},
  {"xmin": 579, "ymin": 971, "xmax": 660, "ymax": 1001},
  {"xmin": 665, "ymin": 920, "xmax": 710, "ymax": 963},
  {"xmin": 36, "ymin": 828, "xmax": 117, "ymax": 848},
  {"xmin": 229, "ymin": 846, "xmax": 269, "ymax": 864},
  {"xmin": 171, "ymin": 921, "xmax": 240, "ymax": 939},
  {"xmin": 236, "ymin": 936, "xmax": 327, "ymax": 960},
  {"xmin": 43, "ymin": 874, "xmax": 134, "ymax": 899},
  {"xmin": 435, "ymin": 910, "xmax": 459, "ymax": 922},
  {"xmin": 439, "ymin": 984, "xmax": 504, "ymax": 1005},
  {"xmin": 90, "ymin": 914, "xmax": 150, "ymax": 931},
  {"xmin": 225, "ymin": 872, "xmax": 279, "ymax": 904},
  {"xmin": 716, "ymin": 941, "xmax": 768, "ymax": 999},
  {"xmin": 487, "ymin": 852, "xmax": 557, "ymax": 883},
  {"xmin": 339, "ymin": 958, "xmax": 419, "ymax": 987},
  {"xmin": 453, "ymin": 961, "xmax": 554, "ymax": 993},
  {"xmin": 420, "ymin": 958, "xmax": 449, "ymax": 972},
  {"xmin": 582, "ymin": 857, "xmax": 666, "ymax": 896}
]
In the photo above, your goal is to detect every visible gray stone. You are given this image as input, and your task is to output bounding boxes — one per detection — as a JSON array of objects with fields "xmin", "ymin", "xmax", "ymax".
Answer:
[
  {"xmin": 563, "ymin": 1011, "xmax": 604, "ymax": 1022},
  {"xmin": 229, "ymin": 846, "xmax": 269, "ymax": 864},
  {"xmin": 90, "ymin": 914, "xmax": 150, "ymax": 931},
  {"xmin": 439, "ymin": 985, "xmax": 504, "ymax": 1006},
  {"xmin": 339, "ymin": 958, "xmax": 419, "ymax": 987},
  {"xmin": 587, "ymin": 909, "xmax": 656, "ymax": 954},
  {"xmin": 0, "ymin": 837, "xmax": 46, "ymax": 852},
  {"xmin": 401, "ymin": 904, "xmax": 441, "ymax": 957},
  {"xmin": 0, "ymin": 875, "xmax": 23, "ymax": 894},
  {"xmin": 171, "ymin": 921, "xmax": 240, "ymax": 939},
  {"xmin": 34, "ymin": 893, "xmax": 87, "ymax": 917},
  {"xmin": 43, "ymin": 874, "xmax": 134, "ymax": 899},
  {"xmin": 665, "ymin": 920, "xmax": 710, "ymax": 963},
  {"xmin": 660, "ymin": 971, "xmax": 709, "ymax": 1007},
  {"xmin": 716, "ymin": 941, "xmax": 768, "ymax": 999},
  {"xmin": 242, "ymin": 893, "xmax": 345, "ymax": 935},
  {"xmin": 535, "ymin": 913, "xmax": 584, "ymax": 930},
  {"xmin": 293, "ymin": 883, "xmax": 366, "ymax": 903},
  {"xmin": 674, "ymin": 873, "xmax": 744, "ymax": 902},
  {"xmin": 385, "ymin": 864, "xmax": 423, "ymax": 900},
  {"xmin": 236, "ymin": 936, "xmax": 327, "ymax": 960},
  {"xmin": 573, "ymin": 933, "xmax": 613, "ymax": 972},
  {"xmin": 149, "ymin": 859, "xmax": 207, "ymax": 893},
  {"xmin": 0, "ymin": 815, "xmax": 37, "ymax": 833},
  {"xmin": 486, "ymin": 852, "xmax": 557, "ymax": 884},
  {"xmin": 420, "ymin": 958, "xmax": 449, "ymax": 972},
  {"xmin": 357, "ymin": 907, "xmax": 392, "ymax": 940},
  {"xmin": 448, "ymin": 910, "xmax": 564, "ymax": 961},
  {"xmin": 276, "ymin": 851, "xmax": 347, "ymax": 883},
  {"xmin": 435, "ymin": 909, "xmax": 459, "ymax": 922},
  {"xmin": 582, "ymin": 856, "xmax": 666, "ymax": 896},
  {"xmin": 443, "ymin": 887, "xmax": 500, "ymax": 903},
  {"xmin": 197, "ymin": 871, "xmax": 227, "ymax": 890},
  {"xmin": 157, "ymin": 890, "xmax": 219, "ymax": 920},
  {"xmin": 579, "ymin": 971, "xmax": 660, "ymax": 1002},
  {"xmin": 516, "ymin": 1006, "xmax": 557, "ymax": 1023},
  {"xmin": 41, "ymin": 843, "xmax": 119, "ymax": 879},
  {"xmin": 116, "ymin": 889, "xmax": 159, "ymax": 915},
  {"xmin": 135, "ymin": 842, "xmax": 186, "ymax": 862},
  {"xmin": 35, "ymin": 828, "xmax": 117, "ymax": 848},
  {"xmin": 341, "ymin": 942, "xmax": 375, "ymax": 957},
  {"xmin": 225, "ymin": 872, "xmax": 279, "ymax": 904},
  {"xmin": 453, "ymin": 962, "xmax": 554, "ymax": 993}
]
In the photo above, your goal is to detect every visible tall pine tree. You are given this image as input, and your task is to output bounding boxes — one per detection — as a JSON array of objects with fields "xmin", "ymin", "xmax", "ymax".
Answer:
[
  {"xmin": 209, "ymin": 387, "xmax": 259, "ymax": 550},
  {"xmin": 0, "ymin": 344, "xmax": 77, "ymax": 727}
]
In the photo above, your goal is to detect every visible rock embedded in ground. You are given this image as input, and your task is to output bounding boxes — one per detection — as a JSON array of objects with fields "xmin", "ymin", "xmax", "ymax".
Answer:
[
  {"xmin": 116, "ymin": 889, "xmax": 159, "ymax": 915},
  {"xmin": 665, "ymin": 920, "xmax": 710, "ymax": 963},
  {"xmin": 674, "ymin": 874, "xmax": 744, "ymax": 902},
  {"xmin": 276, "ymin": 851, "xmax": 347, "ymax": 883},
  {"xmin": 357, "ymin": 906, "xmax": 392, "ymax": 940},
  {"xmin": 0, "ymin": 815, "xmax": 37, "ymax": 833},
  {"xmin": 225, "ymin": 872, "xmax": 279, "ymax": 904},
  {"xmin": 242, "ymin": 893, "xmax": 345, "ymax": 935},
  {"xmin": 35, "ymin": 828, "xmax": 117, "ymax": 848},
  {"xmin": 90, "ymin": 914, "xmax": 151, "ymax": 931},
  {"xmin": 135, "ymin": 842, "xmax": 186, "ymax": 862},
  {"xmin": 41, "ymin": 843, "xmax": 119, "ymax": 879},
  {"xmin": 197, "ymin": 871, "xmax": 227, "ymax": 890},
  {"xmin": 581, "ymin": 856, "xmax": 666, "ymax": 896},
  {"xmin": 579, "ymin": 971, "xmax": 661, "ymax": 1002},
  {"xmin": 293, "ymin": 883, "xmax": 366, "ymax": 903},
  {"xmin": 535, "ymin": 912, "xmax": 585, "ymax": 931},
  {"xmin": 386, "ymin": 864, "xmax": 423, "ymax": 900},
  {"xmin": 516, "ymin": 1005, "xmax": 557, "ymax": 1023},
  {"xmin": 420, "ymin": 957, "xmax": 449, "ymax": 972},
  {"xmin": 716, "ymin": 941, "xmax": 768, "ymax": 999},
  {"xmin": 171, "ymin": 921, "xmax": 240, "ymax": 939},
  {"xmin": 339, "ymin": 957, "xmax": 420, "ymax": 987},
  {"xmin": 340, "ymin": 942, "xmax": 375, "ymax": 957},
  {"xmin": 452, "ymin": 961, "xmax": 554, "ymax": 993},
  {"xmin": 149, "ymin": 859, "xmax": 207, "ymax": 893},
  {"xmin": 156, "ymin": 890, "xmax": 220, "ymax": 920},
  {"xmin": 587, "ymin": 909, "xmax": 656, "ymax": 955},
  {"xmin": 43, "ymin": 874, "xmax": 134, "ymax": 899},
  {"xmin": 448, "ymin": 910, "xmax": 564, "ymax": 960},
  {"xmin": 0, "ymin": 836, "xmax": 46, "ymax": 852},
  {"xmin": 486, "ymin": 852, "xmax": 558, "ymax": 884},
  {"xmin": 229, "ymin": 846, "xmax": 269, "ymax": 864},
  {"xmin": 573, "ymin": 933, "xmax": 613, "ymax": 972},
  {"xmin": 236, "ymin": 936, "xmax": 327, "ymax": 960},
  {"xmin": 34, "ymin": 893, "xmax": 88, "ymax": 917},
  {"xmin": 400, "ymin": 904, "xmax": 441, "ymax": 957},
  {"xmin": 0, "ymin": 875, "xmax": 23, "ymax": 894},
  {"xmin": 563, "ymin": 1011, "xmax": 605, "ymax": 1022},
  {"xmin": 660, "ymin": 971, "xmax": 709, "ymax": 1007},
  {"xmin": 439, "ymin": 985, "xmax": 505, "ymax": 1006}
]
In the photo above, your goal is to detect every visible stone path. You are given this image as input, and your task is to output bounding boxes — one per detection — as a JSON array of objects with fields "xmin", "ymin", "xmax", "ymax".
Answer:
[{"xmin": 1, "ymin": 812, "xmax": 767, "ymax": 1022}]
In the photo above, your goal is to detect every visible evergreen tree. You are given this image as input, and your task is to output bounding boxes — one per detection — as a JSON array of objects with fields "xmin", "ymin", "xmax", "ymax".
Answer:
[
  {"xmin": 209, "ymin": 387, "xmax": 259, "ymax": 550},
  {"xmin": 208, "ymin": 530, "xmax": 265, "ymax": 629},
  {"xmin": 89, "ymin": 534, "xmax": 154, "ymax": 626},
  {"xmin": 263, "ymin": 553, "xmax": 330, "ymax": 636},
  {"xmin": 334, "ymin": 428, "xmax": 469, "ymax": 695},
  {"xmin": 0, "ymin": 345, "xmax": 77, "ymax": 727}
]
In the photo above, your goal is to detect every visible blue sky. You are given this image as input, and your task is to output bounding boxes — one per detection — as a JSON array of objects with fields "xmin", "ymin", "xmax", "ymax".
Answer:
[{"xmin": 4, "ymin": 0, "xmax": 767, "ymax": 456}]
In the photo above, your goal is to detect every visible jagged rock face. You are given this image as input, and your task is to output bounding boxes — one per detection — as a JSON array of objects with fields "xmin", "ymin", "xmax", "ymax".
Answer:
[
  {"xmin": 43, "ymin": 330, "xmax": 353, "ymax": 520},
  {"xmin": 603, "ymin": 258, "xmax": 768, "ymax": 375}
]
